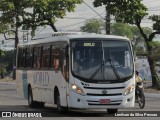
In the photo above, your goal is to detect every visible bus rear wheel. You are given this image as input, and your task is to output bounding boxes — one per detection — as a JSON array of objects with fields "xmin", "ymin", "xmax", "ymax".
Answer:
[
  {"xmin": 28, "ymin": 86, "xmax": 37, "ymax": 108},
  {"xmin": 36, "ymin": 102, "xmax": 45, "ymax": 108},
  {"xmin": 107, "ymin": 109, "xmax": 118, "ymax": 114}
]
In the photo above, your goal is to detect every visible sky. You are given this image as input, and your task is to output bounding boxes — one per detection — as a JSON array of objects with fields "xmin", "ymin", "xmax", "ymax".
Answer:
[
  {"xmin": 1, "ymin": 0, "xmax": 160, "ymax": 48},
  {"xmin": 31, "ymin": 0, "xmax": 160, "ymax": 35},
  {"xmin": 53, "ymin": 0, "xmax": 160, "ymax": 32}
]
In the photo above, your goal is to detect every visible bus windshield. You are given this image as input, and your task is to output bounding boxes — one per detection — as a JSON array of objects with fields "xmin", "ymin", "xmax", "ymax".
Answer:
[{"xmin": 71, "ymin": 40, "xmax": 133, "ymax": 82}]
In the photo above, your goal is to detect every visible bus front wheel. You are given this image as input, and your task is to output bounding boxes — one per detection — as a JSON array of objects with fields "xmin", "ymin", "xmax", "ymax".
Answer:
[{"xmin": 56, "ymin": 93, "xmax": 68, "ymax": 112}]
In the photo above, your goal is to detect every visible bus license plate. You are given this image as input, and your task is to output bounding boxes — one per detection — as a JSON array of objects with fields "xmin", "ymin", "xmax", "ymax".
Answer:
[{"xmin": 99, "ymin": 99, "xmax": 110, "ymax": 104}]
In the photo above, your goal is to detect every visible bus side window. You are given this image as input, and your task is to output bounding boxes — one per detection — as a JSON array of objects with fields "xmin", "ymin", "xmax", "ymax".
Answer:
[
  {"xmin": 18, "ymin": 48, "xmax": 26, "ymax": 68},
  {"xmin": 59, "ymin": 49, "xmax": 65, "ymax": 76},
  {"xmin": 33, "ymin": 47, "xmax": 42, "ymax": 69},
  {"xmin": 63, "ymin": 46, "xmax": 69, "ymax": 81},
  {"xmin": 42, "ymin": 46, "xmax": 50, "ymax": 68},
  {"xmin": 18, "ymin": 48, "xmax": 24, "ymax": 68},
  {"xmin": 51, "ymin": 46, "xmax": 59, "ymax": 71},
  {"xmin": 54, "ymin": 48, "xmax": 59, "ymax": 70},
  {"xmin": 38, "ymin": 47, "xmax": 42, "ymax": 69},
  {"xmin": 33, "ymin": 47, "xmax": 37, "ymax": 68},
  {"xmin": 26, "ymin": 47, "xmax": 32, "ymax": 68},
  {"xmin": 23, "ymin": 49, "xmax": 27, "ymax": 68}
]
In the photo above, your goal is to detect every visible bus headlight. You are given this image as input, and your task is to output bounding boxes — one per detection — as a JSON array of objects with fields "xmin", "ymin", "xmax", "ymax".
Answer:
[
  {"xmin": 71, "ymin": 84, "xmax": 85, "ymax": 96},
  {"xmin": 124, "ymin": 85, "xmax": 135, "ymax": 96}
]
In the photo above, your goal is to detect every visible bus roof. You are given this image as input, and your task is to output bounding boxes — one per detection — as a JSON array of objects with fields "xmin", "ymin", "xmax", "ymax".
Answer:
[{"xmin": 18, "ymin": 32, "xmax": 130, "ymax": 47}]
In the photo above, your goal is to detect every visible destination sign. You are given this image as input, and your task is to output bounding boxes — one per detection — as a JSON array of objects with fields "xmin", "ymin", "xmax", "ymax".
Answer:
[{"xmin": 84, "ymin": 43, "xmax": 95, "ymax": 47}]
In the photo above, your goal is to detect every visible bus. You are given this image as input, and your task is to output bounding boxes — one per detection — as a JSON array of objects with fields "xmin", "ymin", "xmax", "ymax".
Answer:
[{"xmin": 16, "ymin": 32, "xmax": 135, "ymax": 113}]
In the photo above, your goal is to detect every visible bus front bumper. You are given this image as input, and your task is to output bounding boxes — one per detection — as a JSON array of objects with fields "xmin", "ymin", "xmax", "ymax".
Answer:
[{"xmin": 68, "ymin": 91, "xmax": 135, "ymax": 109}]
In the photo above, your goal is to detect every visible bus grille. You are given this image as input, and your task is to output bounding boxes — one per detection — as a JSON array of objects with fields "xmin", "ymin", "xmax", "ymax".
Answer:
[
  {"xmin": 83, "ymin": 86, "xmax": 125, "ymax": 89},
  {"xmin": 83, "ymin": 86, "xmax": 124, "ymax": 96},
  {"xmin": 87, "ymin": 100, "xmax": 122, "ymax": 106},
  {"xmin": 86, "ymin": 93, "xmax": 122, "ymax": 96},
  {"xmin": 88, "ymin": 103, "xmax": 121, "ymax": 106},
  {"xmin": 82, "ymin": 83, "xmax": 124, "ymax": 106}
]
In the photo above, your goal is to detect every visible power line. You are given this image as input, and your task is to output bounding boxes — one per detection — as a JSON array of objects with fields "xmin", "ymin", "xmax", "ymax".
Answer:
[
  {"xmin": 63, "ymin": 17, "xmax": 87, "ymax": 19},
  {"xmin": 33, "ymin": 1, "xmax": 160, "ymax": 34},
  {"xmin": 62, "ymin": 14, "xmax": 106, "ymax": 29},
  {"xmin": 33, "ymin": 27, "xmax": 48, "ymax": 38},
  {"xmin": 60, "ymin": 21, "xmax": 85, "ymax": 29},
  {"xmin": 75, "ymin": 7, "xmax": 105, "ymax": 18},
  {"xmin": 35, "ymin": 4, "xmax": 106, "ymax": 34},
  {"xmin": 82, "ymin": 1, "xmax": 105, "ymax": 20}
]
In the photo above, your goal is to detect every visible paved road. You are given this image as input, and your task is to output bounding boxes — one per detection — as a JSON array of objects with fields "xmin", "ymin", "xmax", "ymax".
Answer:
[{"xmin": 0, "ymin": 83, "xmax": 160, "ymax": 120}]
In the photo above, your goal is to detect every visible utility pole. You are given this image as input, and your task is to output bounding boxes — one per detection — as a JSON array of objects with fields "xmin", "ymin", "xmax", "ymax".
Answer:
[
  {"xmin": 31, "ymin": 0, "xmax": 36, "ymax": 38},
  {"xmin": 106, "ymin": 7, "xmax": 110, "ymax": 35},
  {"xmin": 0, "ymin": 49, "xmax": 3, "ymax": 78},
  {"xmin": 12, "ymin": 1, "xmax": 19, "ymax": 80}
]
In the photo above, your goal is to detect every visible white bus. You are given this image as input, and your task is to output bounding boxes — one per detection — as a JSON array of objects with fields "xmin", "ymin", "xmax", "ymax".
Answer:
[{"xmin": 16, "ymin": 32, "xmax": 135, "ymax": 113}]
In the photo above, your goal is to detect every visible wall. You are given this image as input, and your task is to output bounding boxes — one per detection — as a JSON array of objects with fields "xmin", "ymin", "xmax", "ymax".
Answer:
[{"xmin": 135, "ymin": 56, "xmax": 152, "ymax": 80}]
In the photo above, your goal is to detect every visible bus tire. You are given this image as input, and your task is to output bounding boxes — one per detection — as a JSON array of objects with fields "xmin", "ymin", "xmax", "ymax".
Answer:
[
  {"xmin": 28, "ymin": 86, "xmax": 36, "ymax": 108},
  {"xmin": 56, "ymin": 93, "xmax": 68, "ymax": 113},
  {"xmin": 107, "ymin": 109, "xmax": 118, "ymax": 114},
  {"xmin": 40, "ymin": 102, "xmax": 45, "ymax": 108},
  {"xmin": 36, "ymin": 102, "xmax": 45, "ymax": 108}
]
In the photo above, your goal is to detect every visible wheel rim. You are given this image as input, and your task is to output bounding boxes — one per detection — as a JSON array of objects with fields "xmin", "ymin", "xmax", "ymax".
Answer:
[
  {"xmin": 29, "ymin": 95, "xmax": 31, "ymax": 104},
  {"xmin": 28, "ymin": 89, "xmax": 32, "ymax": 105}
]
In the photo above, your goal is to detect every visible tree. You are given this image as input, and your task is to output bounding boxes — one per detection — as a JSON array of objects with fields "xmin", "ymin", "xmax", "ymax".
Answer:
[
  {"xmin": 0, "ymin": 0, "xmax": 82, "ymax": 33},
  {"xmin": 111, "ymin": 23, "xmax": 153, "ymax": 55},
  {"xmin": 0, "ymin": 23, "xmax": 9, "ymax": 34},
  {"xmin": 0, "ymin": 49, "xmax": 5, "ymax": 78},
  {"xmin": 111, "ymin": 23, "xmax": 133, "ymax": 39},
  {"xmin": 1, "ymin": 50, "xmax": 14, "ymax": 75},
  {"xmin": 22, "ymin": 0, "xmax": 82, "ymax": 32},
  {"xmin": 93, "ymin": 0, "xmax": 160, "ymax": 87},
  {"xmin": 0, "ymin": 0, "xmax": 82, "ymax": 79},
  {"xmin": 80, "ymin": 18, "xmax": 105, "ymax": 34}
]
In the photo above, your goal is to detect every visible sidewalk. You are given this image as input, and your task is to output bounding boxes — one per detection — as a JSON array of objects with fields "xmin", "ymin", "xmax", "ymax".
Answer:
[
  {"xmin": 0, "ymin": 77, "xmax": 16, "ymax": 84},
  {"xmin": 143, "ymin": 80, "xmax": 160, "ymax": 94}
]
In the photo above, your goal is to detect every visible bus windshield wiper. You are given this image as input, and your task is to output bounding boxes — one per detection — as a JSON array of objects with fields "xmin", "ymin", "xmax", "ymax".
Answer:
[
  {"xmin": 107, "ymin": 51, "xmax": 121, "ymax": 81},
  {"xmin": 89, "ymin": 60, "xmax": 104, "ymax": 80},
  {"xmin": 89, "ymin": 41, "xmax": 104, "ymax": 80}
]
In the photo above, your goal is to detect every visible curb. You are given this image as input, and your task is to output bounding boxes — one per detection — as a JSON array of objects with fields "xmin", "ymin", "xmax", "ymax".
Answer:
[
  {"xmin": 145, "ymin": 93, "xmax": 160, "ymax": 99},
  {"xmin": 0, "ymin": 82, "xmax": 16, "ymax": 85}
]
